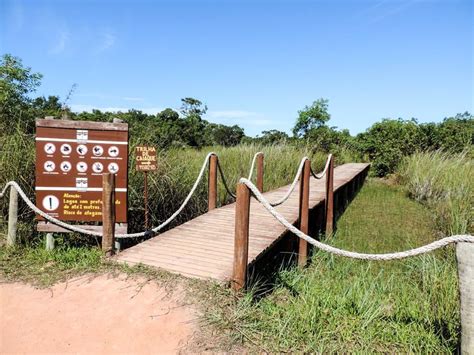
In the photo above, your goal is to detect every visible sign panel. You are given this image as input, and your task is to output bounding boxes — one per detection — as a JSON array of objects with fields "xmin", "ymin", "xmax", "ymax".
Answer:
[
  {"xmin": 35, "ymin": 119, "xmax": 129, "ymax": 222},
  {"xmin": 135, "ymin": 146, "xmax": 157, "ymax": 171}
]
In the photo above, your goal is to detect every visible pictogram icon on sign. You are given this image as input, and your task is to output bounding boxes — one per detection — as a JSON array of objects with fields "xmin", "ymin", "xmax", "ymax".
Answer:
[
  {"xmin": 92, "ymin": 162, "xmax": 103, "ymax": 173},
  {"xmin": 42, "ymin": 195, "xmax": 59, "ymax": 211},
  {"xmin": 77, "ymin": 144, "xmax": 88, "ymax": 156},
  {"xmin": 76, "ymin": 177, "xmax": 88, "ymax": 190},
  {"xmin": 92, "ymin": 145, "xmax": 104, "ymax": 156},
  {"xmin": 60, "ymin": 161, "xmax": 72, "ymax": 172},
  {"xmin": 108, "ymin": 146, "xmax": 119, "ymax": 157},
  {"xmin": 108, "ymin": 162, "xmax": 119, "ymax": 173},
  {"xmin": 44, "ymin": 143, "xmax": 56, "ymax": 154},
  {"xmin": 60, "ymin": 144, "xmax": 72, "ymax": 155},
  {"xmin": 76, "ymin": 162, "xmax": 88, "ymax": 173},
  {"xmin": 77, "ymin": 130, "xmax": 88, "ymax": 142},
  {"xmin": 44, "ymin": 161, "xmax": 55, "ymax": 172}
]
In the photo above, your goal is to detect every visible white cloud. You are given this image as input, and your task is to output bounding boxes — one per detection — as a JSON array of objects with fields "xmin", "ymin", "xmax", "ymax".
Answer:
[
  {"xmin": 98, "ymin": 31, "xmax": 116, "ymax": 52},
  {"xmin": 50, "ymin": 30, "xmax": 70, "ymax": 54}
]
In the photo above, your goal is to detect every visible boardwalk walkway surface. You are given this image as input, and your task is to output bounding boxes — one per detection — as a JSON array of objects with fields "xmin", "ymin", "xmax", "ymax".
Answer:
[{"xmin": 116, "ymin": 163, "xmax": 370, "ymax": 281}]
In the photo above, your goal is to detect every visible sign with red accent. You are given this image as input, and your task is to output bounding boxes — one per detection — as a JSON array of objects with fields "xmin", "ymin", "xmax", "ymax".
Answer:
[{"xmin": 35, "ymin": 119, "xmax": 129, "ymax": 222}]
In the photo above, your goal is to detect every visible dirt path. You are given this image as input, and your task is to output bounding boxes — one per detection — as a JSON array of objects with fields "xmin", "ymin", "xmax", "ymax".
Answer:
[{"xmin": 0, "ymin": 274, "xmax": 198, "ymax": 354}]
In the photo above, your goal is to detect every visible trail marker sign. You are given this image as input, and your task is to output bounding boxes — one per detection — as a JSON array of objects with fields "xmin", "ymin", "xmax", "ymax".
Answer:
[
  {"xmin": 35, "ymin": 119, "xmax": 129, "ymax": 226},
  {"xmin": 135, "ymin": 146, "xmax": 157, "ymax": 171}
]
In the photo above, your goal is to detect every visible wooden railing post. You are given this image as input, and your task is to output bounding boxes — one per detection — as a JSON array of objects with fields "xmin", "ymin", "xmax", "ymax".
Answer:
[
  {"xmin": 7, "ymin": 186, "xmax": 18, "ymax": 246},
  {"xmin": 457, "ymin": 242, "xmax": 474, "ymax": 353},
  {"xmin": 325, "ymin": 155, "xmax": 334, "ymax": 236},
  {"xmin": 298, "ymin": 159, "xmax": 310, "ymax": 267},
  {"xmin": 232, "ymin": 183, "xmax": 251, "ymax": 291},
  {"xmin": 208, "ymin": 154, "xmax": 218, "ymax": 211},
  {"xmin": 102, "ymin": 173, "xmax": 115, "ymax": 256},
  {"xmin": 256, "ymin": 153, "xmax": 264, "ymax": 192}
]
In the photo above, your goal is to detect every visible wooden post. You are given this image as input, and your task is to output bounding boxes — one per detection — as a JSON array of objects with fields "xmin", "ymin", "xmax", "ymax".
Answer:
[
  {"xmin": 256, "ymin": 153, "xmax": 264, "ymax": 192},
  {"xmin": 144, "ymin": 171, "xmax": 149, "ymax": 229},
  {"xmin": 102, "ymin": 173, "xmax": 115, "ymax": 256},
  {"xmin": 325, "ymin": 155, "xmax": 334, "ymax": 236},
  {"xmin": 208, "ymin": 154, "xmax": 218, "ymax": 211},
  {"xmin": 7, "ymin": 186, "xmax": 18, "ymax": 246},
  {"xmin": 457, "ymin": 242, "xmax": 474, "ymax": 353},
  {"xmin": 232, "ymin": 183, "xmax": 251, "ymax": 291},
  {"xmin": 298, "ymin": 159, "xmax": 310, "ymax": 267},
  {"xmin": 45, "ymin": 233, "xmax": 55, "ymax": 250}
]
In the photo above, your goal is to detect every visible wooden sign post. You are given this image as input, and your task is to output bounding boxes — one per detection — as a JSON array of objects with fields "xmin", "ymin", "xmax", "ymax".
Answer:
[
  {"xmin": 135, "ymin": 146, "xmax": 157, "ymax": 229},
  {"xmin": 35, "ymin": 118, "xmax": 129, "ymax": 239}
]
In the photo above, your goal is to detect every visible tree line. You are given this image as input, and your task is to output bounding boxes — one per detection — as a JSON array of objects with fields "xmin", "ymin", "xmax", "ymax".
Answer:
[{"xmin": 1, "ymin": 54, "xmax": 472, "ymax": 177}]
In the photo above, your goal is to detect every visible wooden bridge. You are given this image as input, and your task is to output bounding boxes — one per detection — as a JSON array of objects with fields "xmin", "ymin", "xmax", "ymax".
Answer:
[{"xmin": 116, "ymin": 154, "xmax": 369, "ymax": 288}]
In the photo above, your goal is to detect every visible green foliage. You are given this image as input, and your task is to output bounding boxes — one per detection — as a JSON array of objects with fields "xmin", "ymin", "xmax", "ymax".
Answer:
[
  {"xmin": 356, "ymin": 118, "xmax": 426, "ymax": 176},
  {"xmin": 0, "ymin": 54, "xmax": 42, "ymax": 134},
  {"xmin": 1, "ymin": 139, "xmax": 331, "ymax": 244},
  {"xmin": 292, "ymin": 98, "xmax": 330, "ymax": 138},
  {"xmin": 398, "ymin": 151, "xmax": 473, "ymax": 235},
  {"xmin": 357, "ymin": 116, "xmax": 473, "ymax": 176},
  {"xmin": 0, "ymin": 245, "xmax": 104, "ymax": 287},
  {"xmin": 435, "ymin": 113, "xmax": 474, "ymax": 152},
  {"xmin": 204, "ymin": 124, "xmax": 245, "ymax": 146},
  {"xmin": 204, "ymin": 181, "xmax": 460, "ymax": 352}
]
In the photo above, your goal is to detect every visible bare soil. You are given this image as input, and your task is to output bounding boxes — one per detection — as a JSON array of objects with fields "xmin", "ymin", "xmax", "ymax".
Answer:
[{"xmin": 0, "ymin": 273, "xmax": 198, "ymax": 354}]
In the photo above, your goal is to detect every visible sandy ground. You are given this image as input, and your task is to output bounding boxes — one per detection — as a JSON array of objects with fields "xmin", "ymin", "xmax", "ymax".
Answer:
[{"xmin": 0, "ymin": 274, "xmax": 198, "ymax": 354}]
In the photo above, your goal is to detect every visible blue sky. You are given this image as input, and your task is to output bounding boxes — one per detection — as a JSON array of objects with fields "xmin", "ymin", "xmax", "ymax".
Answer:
[{"xmin": 1, "ymin": 0, "xmax": 472, "ymax": 136}]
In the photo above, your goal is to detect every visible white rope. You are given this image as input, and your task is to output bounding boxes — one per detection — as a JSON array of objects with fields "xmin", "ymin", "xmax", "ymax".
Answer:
[
  {"xmin": 216, "ymin": 152, "xmax": 306, "ymax": 207},
  {"xmin": 268, "ymin": 157, "xmax": 308, "ymax": 207},
  {"xmin": 311, "ymin": 154, "xmax": 332, "ymax": 179},
  {"xmin": 239, "ymin": 178, "xmax": 474, "ymax": 260},
  {"xmin": 247, "ymin": 152, "xmax": 264, "ymax": 180},
  {"xmin": 0, "ymin": 152, "xmax": 215, "ymax": 238}
]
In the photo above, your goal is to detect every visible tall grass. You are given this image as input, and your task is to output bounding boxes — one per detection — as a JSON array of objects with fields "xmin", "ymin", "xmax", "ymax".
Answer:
[
  {"xmin": 1, "ymin": 124, "xmax": 346, "ymax": 244},
  {"xmin": 203, "ymin": 181, "xmax": 460, "ymax": 353},
  {"xmin": 398, "ymin": 150, "xmax": 473, "ymax": 235}
]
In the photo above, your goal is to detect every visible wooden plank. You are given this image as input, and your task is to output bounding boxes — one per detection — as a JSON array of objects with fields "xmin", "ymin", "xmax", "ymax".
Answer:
[
  {"xmin": 116, "ymin": 163, "xmax": 371, "ymax": 282},
  {"xmin": 36, "ymin": 118, "xmax": 128, "ymax": 131},
  {"xmin": 36, "ymin": 222, "xmax": 128, "ymax": 234}
]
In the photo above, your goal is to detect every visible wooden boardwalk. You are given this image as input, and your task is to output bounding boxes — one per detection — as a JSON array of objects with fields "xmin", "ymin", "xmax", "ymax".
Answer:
[{"xmin": 116, "ymin": 163, "xmax": 370, "ymax": 282}]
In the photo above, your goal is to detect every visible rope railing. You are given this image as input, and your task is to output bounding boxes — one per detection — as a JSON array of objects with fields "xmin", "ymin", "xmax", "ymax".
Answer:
[
  {"xmin": 238, "ymin": 177, "xmax": 474, "ymax": 260},
  {"xmin": 1, "ymin": 152, "xmax": 215, "ymax": 238},
  {"xmin": 311, "ymin": 153, "xmax": 332, "ymax": 180},
  {"xmin": 247, "ymin": 151, "xmax": 264, "ymax": 180},
  {"xmin": 1, "ymin": 152, "xmax": 333, "ymax": 239}
]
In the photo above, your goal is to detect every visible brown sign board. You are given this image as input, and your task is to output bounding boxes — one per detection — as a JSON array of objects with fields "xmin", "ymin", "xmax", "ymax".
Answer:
[
  {"xmin": 35, "ymin": 119, "xmax": 129, "ymax": 223},
  {"xmin": 135, "ymin": 146, "xmax": 157, "ymax": 171}
]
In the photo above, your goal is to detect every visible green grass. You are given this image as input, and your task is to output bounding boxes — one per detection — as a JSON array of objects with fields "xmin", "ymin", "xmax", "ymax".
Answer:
[
  {"xmin": 1, "ymin": 133, "xmax": 350, "ymax": 244},
  {"xmin": 203, "ymin": 180, "xmax": 460, "ymax": 353},
  {"xmin": 398, "ymin": 150, "xmax": 473, "ymax": 235},
  {"xmin": 0, "ymin": 245, "xmax": 178, "ymax": 288}
]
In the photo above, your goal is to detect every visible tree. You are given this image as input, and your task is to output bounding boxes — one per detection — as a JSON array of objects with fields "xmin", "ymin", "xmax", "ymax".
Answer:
[
  {"xmin": 0, "ymin": 54, "xmax": 43, "ymax": 133},
  {"xmin": 204, "ymin": 123, "xmax": 245, "ymax": 146},
  {"xmin": 180, "ymin": 97, "xmax": 207, "ymax": 118},
  {"xmin": 157, "ymin": 108, "xmax": 179, "ymax": 122},
  {"xmin": 259, "ymin": 130, "xmax": 289, "ymax": 145},
  {"xmin": 292, "ymin": 98, "xmax": 330, "ymax": 138},
  {"xmin": 356, "ymin": 118, "xmax": 425, "ymax": 176}
]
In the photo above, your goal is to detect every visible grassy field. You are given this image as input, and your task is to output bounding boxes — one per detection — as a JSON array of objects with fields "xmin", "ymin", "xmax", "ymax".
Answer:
[
  {"xmin": 203, "ymin": 180, "xmax": 460, "ymax": 353},
  {"xmin": 398, "ymin": 150, "xmax": 473, "ymax": 235},
  {"xmin": 1, "ymin": 143, "xmax": 471, "ymax": 352},
  {"xmin": 1, "ymin": 129, "xmax": 343, "ymax": 244}
]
